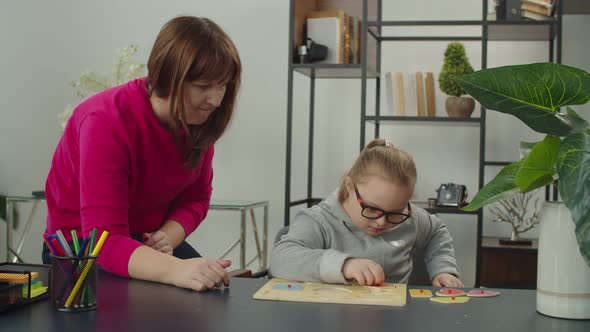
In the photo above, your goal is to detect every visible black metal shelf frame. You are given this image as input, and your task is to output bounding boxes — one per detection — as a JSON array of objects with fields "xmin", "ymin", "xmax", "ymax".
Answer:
[
  {"xmin": 365, "ymin": 115, "xmax": 482, "ymax": 123},
  {"xmin": 284, "ymin": 0, "xmax": 563, "ymax": 287}
]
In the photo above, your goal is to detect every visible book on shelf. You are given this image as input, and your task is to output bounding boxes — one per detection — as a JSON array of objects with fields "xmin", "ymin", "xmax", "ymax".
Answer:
[
  {"xmin": 385, "ymin": 72, "xmax": 435, "ymax": 117},
  {"xmin": 306, "ymin": 10, "xmax": 361, "ymax": 64},
  {"xmin": 404, "ymin": 73, "xmax": 417, "ymax": 115},
  {"xmin": 521, "ymin": 9, "xmax": 553, "ymax": 20},
  {"xmin": 386, "ymin": 72, "xmax": 406, "ymax": 116},
  {"xmin": 521, "ymin": 0, "xmax": 554, "ymax": 16},
  {"xmin": 343, "ymin": 15, "xmax": 351, "ymax": 65},
  {"xmin": 307, "ymin": 10, "xmax": 345, "ymax": 64},
  {"xmin": 415, "ymin": 72, "xmax": 426, "ymax": 117},
  {"xmin": 424, "ymin": 72, "xmax": 436, "ymax": 117},
  {"xmin": 350, "ymin": 16, "xmax": 360, "ymax": 64}
]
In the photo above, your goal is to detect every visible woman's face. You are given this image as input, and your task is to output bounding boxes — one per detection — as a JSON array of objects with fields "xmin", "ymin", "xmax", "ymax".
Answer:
[
  {"xmin": 344, "ymin": 176, "xmax": 413, "ymax": 236},
  {"xmin": 182, "ymin": 80, "xmax": 227, "ymax": 125}
]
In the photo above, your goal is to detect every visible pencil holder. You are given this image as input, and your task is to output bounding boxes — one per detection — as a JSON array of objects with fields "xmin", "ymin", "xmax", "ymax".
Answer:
[{"xmin": 50, "ymin": 255, "xmax": 98, "ymax": 312}]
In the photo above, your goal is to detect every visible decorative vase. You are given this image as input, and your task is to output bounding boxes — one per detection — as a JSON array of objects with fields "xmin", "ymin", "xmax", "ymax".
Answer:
[
  {"xmin": 445, "ymin": 96, "xmax": 475, "ymax": 118},
  {"xmin": 536, "ymin": 201, "xmax": 590, "ymax": 319}
]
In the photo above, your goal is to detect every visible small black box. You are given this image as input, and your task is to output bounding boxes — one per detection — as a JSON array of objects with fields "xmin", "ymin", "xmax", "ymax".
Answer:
[{"xmin": 505, "ymin": 0, "xmax": 523, "ymax": 20}]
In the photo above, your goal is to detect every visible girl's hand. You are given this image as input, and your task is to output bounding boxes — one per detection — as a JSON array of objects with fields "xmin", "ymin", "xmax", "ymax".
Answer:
[
  {"xmin": 432, "ymin": 273, "xmax": 464, "ymax": 288},
  {"xmin": 143, "ymin": 230, "xmax": 173, "ymax": 255},
  {"xmin": 170, "ymin": 258, "xmax": 232, "ymax": 291},
  {"xmin": 342, "ymin": 258, "xmax": 385, "ymax": 286}
]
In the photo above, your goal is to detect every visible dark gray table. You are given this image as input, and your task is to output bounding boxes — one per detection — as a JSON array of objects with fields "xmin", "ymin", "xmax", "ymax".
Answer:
[{"xmin": 2, "ymin": 272, "xmax": 589, "ymax": 332}]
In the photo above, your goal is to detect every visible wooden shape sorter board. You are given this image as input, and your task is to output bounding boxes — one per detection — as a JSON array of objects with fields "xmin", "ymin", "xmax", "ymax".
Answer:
[{"xmin": 253, "ymin": 278, "xmax": 407, "ymax": 307}]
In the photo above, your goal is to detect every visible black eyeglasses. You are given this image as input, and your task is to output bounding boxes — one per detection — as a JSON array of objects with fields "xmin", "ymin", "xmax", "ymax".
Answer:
[{"xmin": 354, "ymin": 185, "xmax": 412, "ymax": 225}]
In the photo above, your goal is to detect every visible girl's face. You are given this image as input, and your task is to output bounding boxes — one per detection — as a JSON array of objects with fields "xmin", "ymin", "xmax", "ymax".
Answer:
[
  {"xmin": 182, "ymin": 80, "xmax": 227, "ymax": 125},
  {"xmin": 344, "ymin": 175, "xmax": 413, "ymax": 236}
]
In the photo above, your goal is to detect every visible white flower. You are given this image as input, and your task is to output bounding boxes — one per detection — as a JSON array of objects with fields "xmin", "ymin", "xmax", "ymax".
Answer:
[
  {"xmin": 58, "ymin": 105, "xmax": 75, "ymax": 132},
  {"xmin": 60, "ymin": 44, "xmax": 146, "ymax": 133}
]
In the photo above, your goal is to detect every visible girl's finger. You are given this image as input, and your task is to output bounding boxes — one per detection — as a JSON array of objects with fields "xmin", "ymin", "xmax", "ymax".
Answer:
[
  {"xmin": 432, "ymin": 278, "xmax": 442, "ymax": 287},
  {"xmin": 362, "ymin": 269, "xmax": 375, "ymax": 286},
  {"xmin": 355, "ymin": 272, "xmax": 366, "ymax": 286}
]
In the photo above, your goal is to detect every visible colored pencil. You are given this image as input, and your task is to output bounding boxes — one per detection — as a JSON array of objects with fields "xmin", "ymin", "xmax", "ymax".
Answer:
[
  {"xmin": 71, "ymin": 230, "xmax": 80, "ymax": 255},
  {"xmin": 64, "ymin": 231, "xmax": 108, "ymax": 308}
]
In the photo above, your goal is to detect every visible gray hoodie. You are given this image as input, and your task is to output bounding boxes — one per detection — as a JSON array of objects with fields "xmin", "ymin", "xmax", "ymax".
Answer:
[{"xmin": 269, "ymin": 191, "xmax": 459, "ymax": 284}]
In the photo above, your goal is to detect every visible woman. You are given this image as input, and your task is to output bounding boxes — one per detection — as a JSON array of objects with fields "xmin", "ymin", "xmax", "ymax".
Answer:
[{"xmin": 43, "ymin": 16, "xmax": 242, "ymax": 292}]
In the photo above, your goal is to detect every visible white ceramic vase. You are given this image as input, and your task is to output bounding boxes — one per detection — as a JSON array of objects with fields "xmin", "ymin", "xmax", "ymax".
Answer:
[{"xmin": 536, "ymin": 201, "xmax": 590, "ymax": 319}]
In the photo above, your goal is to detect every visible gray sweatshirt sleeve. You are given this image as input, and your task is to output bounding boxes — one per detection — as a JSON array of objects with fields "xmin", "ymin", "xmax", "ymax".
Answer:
[
  {"xmin": 413, "ymin": 208, "xmax": 460, "ymax": 280},
  {"xmin": 269, "ymin": 211, "xmax": 350, "ymax": 283}
]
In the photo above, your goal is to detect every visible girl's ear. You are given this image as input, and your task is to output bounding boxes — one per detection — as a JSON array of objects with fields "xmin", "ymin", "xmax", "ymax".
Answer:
[{"xmin": 343, "ymin": 176, "xmax": 353, "ymax": 192}]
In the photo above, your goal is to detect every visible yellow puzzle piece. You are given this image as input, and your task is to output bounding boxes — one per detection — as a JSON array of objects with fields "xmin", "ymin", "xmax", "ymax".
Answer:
[
  {"xmin": 409, "ymin": 289, "xmax": 433, "ymax": 298},
  {"xmin": 430, "ymin": 296, "xmax": 470, "ymax": 304}
]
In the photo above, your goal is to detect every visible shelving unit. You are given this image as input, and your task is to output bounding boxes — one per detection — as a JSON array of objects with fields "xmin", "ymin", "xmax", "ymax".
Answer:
[{"xmin": 284, "ymin": 0, "xmax": 565, "ymax": 287}]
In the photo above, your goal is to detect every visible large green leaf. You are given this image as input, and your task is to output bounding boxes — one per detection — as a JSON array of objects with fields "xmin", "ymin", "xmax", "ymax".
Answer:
[
  {"xmin": 519, "ymin": 141, "xmax": 538, "ymax": 159},
  {"xmin": 456, "ymin": 63, "xmax": 590, "ymax": 136},
  {"xmin": 557, "ymin": 107, "xmax": 590, "ymax": 134},
  {"xmin": 462, "ymin": 160, "xmax": 523, "ymax": 211},
  {"xmin": 515, "ymin": 135, "xmax": 559, "ymax": 192},
  {"xmin": 556, "ymin": 132, "xmax": 590, "ymax": 266}
]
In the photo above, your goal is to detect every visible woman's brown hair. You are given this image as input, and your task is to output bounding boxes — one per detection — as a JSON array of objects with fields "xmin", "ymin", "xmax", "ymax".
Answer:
[
  {"xmin": 147, "ymin": 16, "xmax": 242, "ymax": 168},
  {"xmin": 337, "ymin": 139, "xmax": 417, "ymax": 203}
]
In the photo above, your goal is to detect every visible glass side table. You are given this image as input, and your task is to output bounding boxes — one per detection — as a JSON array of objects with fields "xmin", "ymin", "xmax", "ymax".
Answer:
[
  {"xmin": 0, "ymin": 194, "xmax": 269, "ymax": 271},
  {"xmin": 210, "ymin": 200, "xmax": 268, "ymax": 271},
  {"xmin": 1, "ymin": 194, "xmax": 46, "ymax": 262}
]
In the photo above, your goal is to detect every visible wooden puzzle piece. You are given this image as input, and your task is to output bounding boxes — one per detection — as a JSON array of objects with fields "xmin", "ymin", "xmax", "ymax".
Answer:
[
  {"xmin": 409, "ymin": 289, "xmax": 433, "ymax": 298},
  {"xmin": 467, "ymin": 289, "xmax": 501, "ymax": 298},
  {"xmin": 430, "ymin": 296, "xmax": 470, "ymax": 304},
  {"xmin": 436, "ymin": 288, "xmax": 466, "ymax": 296}
]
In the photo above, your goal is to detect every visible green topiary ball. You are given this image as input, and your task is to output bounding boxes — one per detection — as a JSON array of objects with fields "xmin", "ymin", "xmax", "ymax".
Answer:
[{"xmin": 439, "ymin": 42, "xmax": 474, "ymax": 97}]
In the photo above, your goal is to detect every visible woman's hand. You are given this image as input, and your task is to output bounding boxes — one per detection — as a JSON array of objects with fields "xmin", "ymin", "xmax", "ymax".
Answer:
[
  {"xmin": 432, "ymin": 273, "xmax": 464, "ymax": 288},
  {"xmin": 143, "ymin": 230, "xmax": 173, "ymax": 255},
  {"xmin": 342, "ymin": 258, "xmax": 385, "ymax": 286},
  {"xmin": 170, "ymin": 258, "xmax": 232, "ymax": 291}
]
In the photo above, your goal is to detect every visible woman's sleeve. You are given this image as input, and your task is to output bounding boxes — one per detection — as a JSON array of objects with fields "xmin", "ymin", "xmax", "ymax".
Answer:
[
  {"xmin": 165, "ymin": 146, "xmax": 214, "ymax": 238},
  {"xmin": 78, "ymin": 113, "xmax": 143, "ymax": 277}
]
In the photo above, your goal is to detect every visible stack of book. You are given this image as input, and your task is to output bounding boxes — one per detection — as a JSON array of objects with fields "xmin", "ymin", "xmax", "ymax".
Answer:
[
  {"xmin": 387, "ymin": 71, "xmax": 436, "ymax": 117},
  {"xmin": 306, "ymin": 10, "xmax": 361, "ymax": 64},
  {"xmin": 521, "ymin": 0, "xmax": 556, "ymax": 20}
]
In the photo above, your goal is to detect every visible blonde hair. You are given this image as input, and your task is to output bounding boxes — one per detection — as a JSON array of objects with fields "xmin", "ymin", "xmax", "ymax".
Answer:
[
  {"xmin": 147, "ymin": 16, "xmax": 241, "ymax": 168},
  {"xmin": 337, "ymin": 139, "xmax": 417, "ymax": 203}
]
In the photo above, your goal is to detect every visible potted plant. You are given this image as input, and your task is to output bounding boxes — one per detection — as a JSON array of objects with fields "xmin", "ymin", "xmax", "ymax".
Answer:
[
  {"xmin": 438, "ymin": 42, "xmax": 475, "ymax": 118},
  {"xmin": 456, "ymin": 62, "xmax": 590, "ymax": 319}
]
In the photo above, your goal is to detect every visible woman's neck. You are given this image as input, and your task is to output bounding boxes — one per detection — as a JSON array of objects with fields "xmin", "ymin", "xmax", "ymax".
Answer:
[{"xmin": 149, "ymin": 93, "xmax": 171, "ymax": 128}]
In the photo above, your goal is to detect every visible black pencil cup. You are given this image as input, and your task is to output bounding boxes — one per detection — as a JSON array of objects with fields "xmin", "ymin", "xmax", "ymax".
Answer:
[{"xmin": 50, "ymin": 255, "xmax": 98, "ymax": 312}]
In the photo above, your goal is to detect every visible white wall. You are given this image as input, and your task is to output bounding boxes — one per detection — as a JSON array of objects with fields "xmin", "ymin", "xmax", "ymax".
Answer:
[{"xmin": 0, "ymin": 1, "xmax": 588, "ymax": 286}]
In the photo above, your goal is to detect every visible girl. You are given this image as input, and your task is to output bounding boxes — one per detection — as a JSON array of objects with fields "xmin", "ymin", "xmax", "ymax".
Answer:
[
  {"xmin": 43, "ymin": 16, "xmax": 241, "ymax": 292},
  {"xmin": 270, "ymin": 139, "xmax": 463, "ymax": 287}
]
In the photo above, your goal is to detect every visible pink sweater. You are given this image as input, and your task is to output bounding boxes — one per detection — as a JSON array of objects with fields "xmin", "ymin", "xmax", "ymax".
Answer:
[{"xmin": 46, "ymin": 78, "xmax": 213, "ymax": 277}]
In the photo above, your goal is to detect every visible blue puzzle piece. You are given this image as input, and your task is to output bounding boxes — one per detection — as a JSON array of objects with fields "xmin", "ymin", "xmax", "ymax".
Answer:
[{"xmin": 272, "ymin": 284, "xmax": 304, "ymax": 291}]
